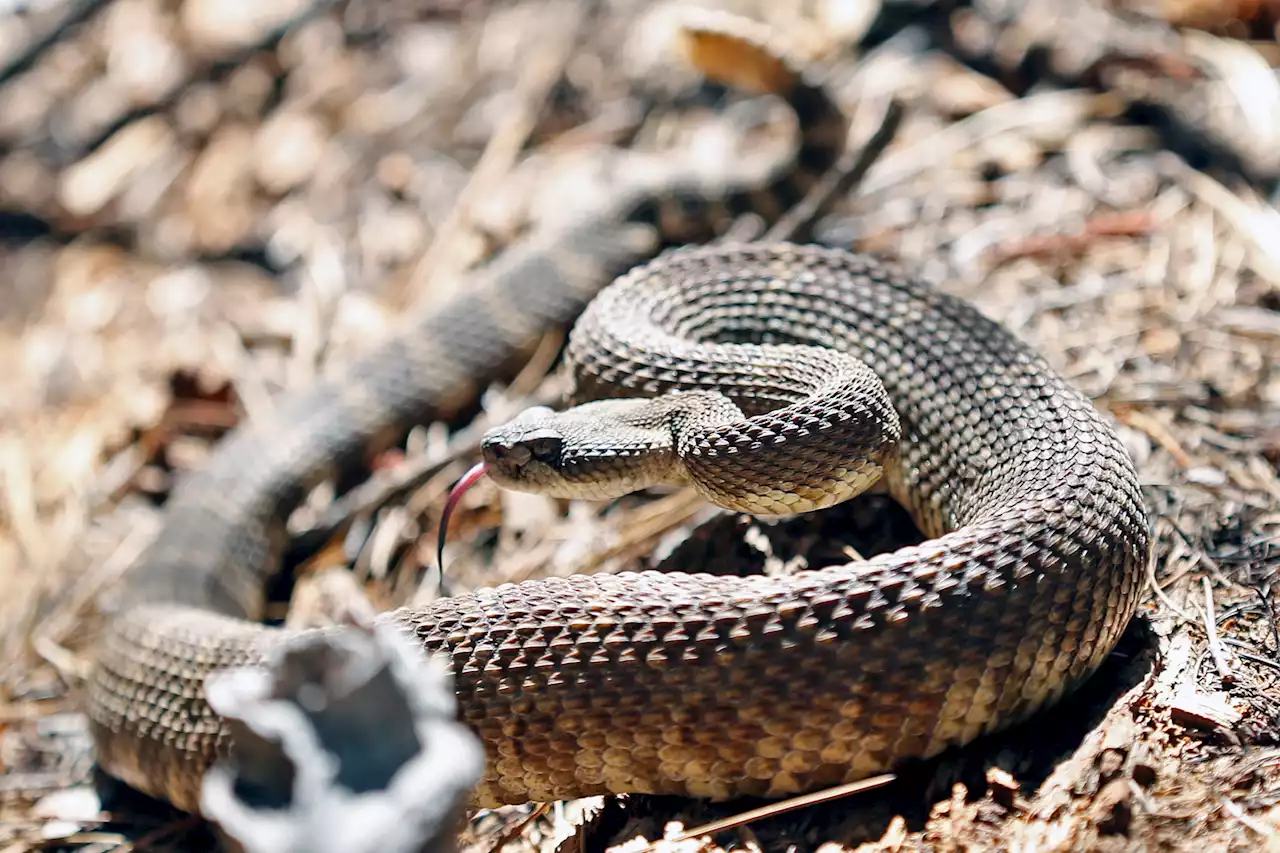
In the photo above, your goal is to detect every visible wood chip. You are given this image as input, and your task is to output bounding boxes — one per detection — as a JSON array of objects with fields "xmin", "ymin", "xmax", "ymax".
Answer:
[
  {"xmin": 985, "ymin": 767, "xmax": 1019, "ymax": 810},
  {"xmin": 1169, "ymin": 689, "xmax": 1245, "ymax": 731}
]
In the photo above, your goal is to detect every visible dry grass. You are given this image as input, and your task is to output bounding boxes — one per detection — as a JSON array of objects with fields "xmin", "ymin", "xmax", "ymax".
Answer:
[{"xmin": 1, "ymin": 0, "xmax": 1278, "ymax": 850}]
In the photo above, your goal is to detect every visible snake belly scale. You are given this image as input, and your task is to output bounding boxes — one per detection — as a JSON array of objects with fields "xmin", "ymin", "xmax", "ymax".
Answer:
[{"xmin": 86, "ymin": 13, "xmax": 1151, "ymax": 816}]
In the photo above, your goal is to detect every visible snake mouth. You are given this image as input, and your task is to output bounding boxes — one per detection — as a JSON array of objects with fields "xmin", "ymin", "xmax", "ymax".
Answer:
[{"xmin": 436, "ymin": 461, "xmax": 489, "ymax": 570}]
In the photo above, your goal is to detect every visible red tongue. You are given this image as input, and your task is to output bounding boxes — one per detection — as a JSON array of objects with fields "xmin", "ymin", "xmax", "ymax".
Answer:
[{"xmin": 436, "ymin": 461, "xmax": 489, "ymax": 573}]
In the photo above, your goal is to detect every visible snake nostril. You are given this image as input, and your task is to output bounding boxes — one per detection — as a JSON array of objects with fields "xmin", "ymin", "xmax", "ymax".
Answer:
[{"xmin": 507, "ymin": 444, "xmax": 533, "ymax": 467}]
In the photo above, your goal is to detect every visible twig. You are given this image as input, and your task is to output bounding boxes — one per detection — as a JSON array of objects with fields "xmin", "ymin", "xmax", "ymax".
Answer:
[
  {"xmin": 1145, "ymin": 516, "xmax": 1195, "ymax": 622},
  {"xmin": 1158, "ymin": 152, "xmax": 1280, "ymax": 286},
  {"xmin": 0, "ymin": 436, "xmax": 41, "ymax": 570},
  {"xmin": 1257, "ymin": 585, "xmax": 1279, "ymax": 655},
  {"xmin": 1217, "ymin": 795, "xmax": 1278, "ymax": 838},
  {"xmin": 1115, "ymin": 408, "xmax": 1195, "ymax": 469},
  {"xmin": 651, "ymin": 774, "xmax": 896, "ymax": 850},
  {"xmin": 483, "ymin": 802, "xmax": 552, "ymax": 853},
  {"xmin": 17, "ymin": 0, "xmax": 345, "ymax": 166},
  {"xmin": 0, "ymin": 0, "xmax": 115, "ymax": 86},
  {"xmin": 211, "ymin": 324, "xmax": 278, "ymax": 425},
  {"xmin": 859, "ymin": 90, "xmax": 1109, "ymax": 197},
  {"xmin": 130, "ymin": 814, "xmax": 205, "ymax": 852},
  {"xmin": 289, "ymin": 231, "xmax": 351, "ymax": 391},
  {"xmin": 1201, "ymin": 576, "xmax": 1236, "ymax": 683},
  {"xmin": 1220, "ymin": 639, "xmax": 1280, "ymax": 672},
  {"xmin": 990, "ymin": 210, "xmax": 1154, "ymax": 265},
  {"xmin": 404, "ymin": 0, "xmax": 585, "ymax": 309},
  {"xmin": 32, "ymin": 519, "xmax": 157, "ymax": 681},
  {"xmin": 574, "ymin": 488, "xmax": 711, "ymax": 573},
  {"xmin": 290, "ymin": 382, "xmax": 563, "ymax": 557},
  {"xmin": 764, "ymin": 97, "xmax": 904, "ymax": 243}
]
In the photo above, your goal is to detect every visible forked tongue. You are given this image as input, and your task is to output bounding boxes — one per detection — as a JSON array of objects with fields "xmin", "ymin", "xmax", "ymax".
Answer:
[{"xmin": 436, "ymin": 461, "xmax": 489, "ymax": 571}]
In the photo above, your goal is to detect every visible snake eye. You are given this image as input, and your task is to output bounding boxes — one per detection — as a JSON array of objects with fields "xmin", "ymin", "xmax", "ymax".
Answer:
[{"xmin": 526, "ymin": 435, "xmax": 562, "ymax": 463}]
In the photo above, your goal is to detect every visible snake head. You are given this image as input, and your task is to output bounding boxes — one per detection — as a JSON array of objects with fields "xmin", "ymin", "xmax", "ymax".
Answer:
[
  {"xmin": 436, "ymin": 401, "xmax": 677, "ymax": 568},
  {"xmin": 438, "ymin": 399, "xmax": 689, "ymax": 568},
  {"xmin": 473, "ymin": 406, "xmax": 567, "ymax": 491},
  {"xmin": 482, "ymin": 424, "xmax": 565, "ymax": 477},
  {"xmin": 477, "ymin": 401, "xmax": 680, "ymax": 499}
]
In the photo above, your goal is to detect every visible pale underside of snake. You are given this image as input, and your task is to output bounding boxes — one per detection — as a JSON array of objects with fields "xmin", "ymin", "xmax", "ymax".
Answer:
[{"xmin": 86, "ymin": 10, "xmax": 1151, "ymax": 819}]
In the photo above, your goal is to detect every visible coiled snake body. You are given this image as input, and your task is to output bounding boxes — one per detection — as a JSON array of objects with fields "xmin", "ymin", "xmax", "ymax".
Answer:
[{"xmin": 87, "ymin": 14, "xmax": 1150, "ymax": 816}]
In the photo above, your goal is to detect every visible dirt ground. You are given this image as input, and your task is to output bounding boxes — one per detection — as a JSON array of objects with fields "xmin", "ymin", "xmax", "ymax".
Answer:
[{"xmin": 1, "ymin": 0, "xmax": 1278, "ymax": 851}]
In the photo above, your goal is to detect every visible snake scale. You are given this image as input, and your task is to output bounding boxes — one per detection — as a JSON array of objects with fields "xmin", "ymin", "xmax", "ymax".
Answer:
[{"xmin": 86, "ymin": 12, "xmax": 1150, "ymax": 817}]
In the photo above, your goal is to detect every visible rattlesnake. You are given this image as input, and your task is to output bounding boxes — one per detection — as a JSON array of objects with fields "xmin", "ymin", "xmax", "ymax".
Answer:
[{"xmin": 87, "ymin": 11, "xmax": 1150, "ymax": 817}]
